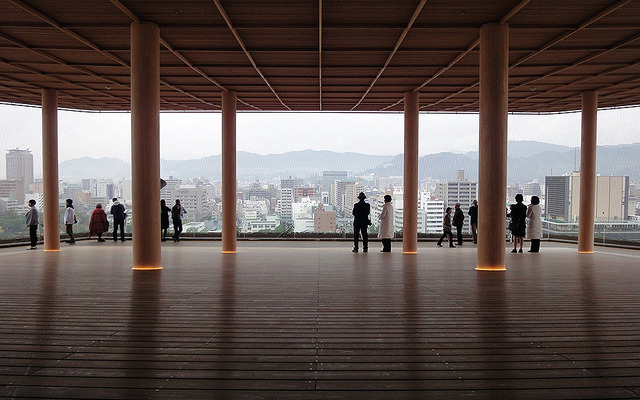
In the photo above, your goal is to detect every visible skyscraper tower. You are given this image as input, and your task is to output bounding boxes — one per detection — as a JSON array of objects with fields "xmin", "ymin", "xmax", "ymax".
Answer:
[{"xmin": 6, "ymin": 148, "xmax": 34, "ymax": 193}]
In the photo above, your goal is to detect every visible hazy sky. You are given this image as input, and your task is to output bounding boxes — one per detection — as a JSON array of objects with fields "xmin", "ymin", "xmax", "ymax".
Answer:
[{"xmin": 1, "ymin": 103, "xmax": 639, "ymax": 178}]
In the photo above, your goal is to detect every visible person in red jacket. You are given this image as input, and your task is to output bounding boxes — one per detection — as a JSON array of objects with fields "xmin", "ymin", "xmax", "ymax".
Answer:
[{"xmin": 89, "ymin": 203, "xmax": 110, "ymax": 242}]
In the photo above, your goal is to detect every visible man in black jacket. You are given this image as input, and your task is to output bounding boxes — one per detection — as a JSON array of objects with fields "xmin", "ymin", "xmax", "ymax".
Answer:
[
  {"xmin": 453, "ymin": 202, "xmax": 465, "ymax": 245},
  {"xmin": 468, "ymin": 199, "xmax": 478, "ymax": 244},
  {"xmin": 352, "ymin": 192, "xmax": 371, "ymax": 253},
  {"xmin": 110, "ymin": 198, "xmax": 126, "ymax": 242}
]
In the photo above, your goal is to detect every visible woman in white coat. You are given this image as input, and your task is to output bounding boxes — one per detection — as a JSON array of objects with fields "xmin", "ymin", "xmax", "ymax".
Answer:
[
  {"xmin": 526, "ymin": 195, "xmax": 542, "ymax": 252},
  {"xmin": 378, "ymin": 195, "xmax": 394, "ymax": 252}
]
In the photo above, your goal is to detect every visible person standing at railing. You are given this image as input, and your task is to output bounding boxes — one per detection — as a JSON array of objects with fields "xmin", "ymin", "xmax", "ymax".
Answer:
[
  {"xmin": 171, "ymin": 199, "xmax": 187, "ymax": 242},
  {"xmin": 378, "ymin": 195, "xmax": 394, "ymax": 252},
  {"xmin": 64, "ymin": 198, "xmax": 76, "ymax": 245},
  {"xmin": 509, "ymin": 194, "xmax": 527, "ymax": 253},
  {"xmin": 352, "ymin": 192, "xmax": 371, "ymax": 253},
  {"xmin": 25, "ymin": 199, "xmax": 39, "ymax": 250},
  {"xmin": 469, "ymin": 199, "xmax": 478, "ymax": 244},
  {"xmin": 110, "ymin": 197, "xmax": 126, "ymax": 242},
  {"xmin": 161, "ymin": 199, "xmax": 171, "ymax": 242},
  {"xmin": 527, "ymin": 196, "xmax": 542, "ymax": 253},
  {"xmin": 89, "ymin": 203, "xmax": 109, "ymax": 243}
]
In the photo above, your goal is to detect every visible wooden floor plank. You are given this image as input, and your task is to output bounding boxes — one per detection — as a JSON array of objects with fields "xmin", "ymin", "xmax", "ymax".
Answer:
[{"xmin": 0, "ymin": 242, "xmax": 639, "ymax": 398}]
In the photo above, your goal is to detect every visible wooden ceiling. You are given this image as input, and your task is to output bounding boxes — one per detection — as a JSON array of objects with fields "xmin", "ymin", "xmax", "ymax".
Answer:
[{"xmin": 0, "ymin": 0, "xmax": 639, "ymax": 113}]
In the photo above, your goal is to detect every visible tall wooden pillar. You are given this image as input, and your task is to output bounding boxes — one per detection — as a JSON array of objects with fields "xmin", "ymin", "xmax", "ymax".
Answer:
[
  {"xmin": 42, "ymin": 88, "xmax": 60, "ymax": 252},
  {"xmin": 477, "ymin": 22, "xmax": 509, "ymax": 271},
  {"xmin": 131, "ymin": 21, "xmax": 162, "ymax": 270},
  {"xmin": 578, "ymin": 91, "xmax": 598, "ymax": 253},
  {"xmin": 403, "ymin": 91, "xmax": 419, "ymax": 254},
  {"xmin": 222, "ymin": 90, "xmax": 237, "ymax": 254}
]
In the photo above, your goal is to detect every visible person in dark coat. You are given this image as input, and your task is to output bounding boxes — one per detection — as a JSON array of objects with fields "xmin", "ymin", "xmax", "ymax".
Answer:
[
  {"xmin": 509, "ymin": 193, "xmax": 527, "ymax": 253},
  {"xmin": 89, "ymin": 203, "xmax": 109, "ymax": 242},
  {"xmin": 161, "ymin": 199, "xmax": 171, "ymax": 242},
  {"xmin": 171, "ymin": 199, "xmax": 187, "ymax": 242},
  {"xmin": 110, "ymin": 197, "xmax": 126, "ymax": 242},
  {"xmin": 25, "ymin": 199, "xmax": 39, "ymax": 250},
  {"xmin": 468, "ymin": 200, "xmax": 478, "ymax": 244},
  {"xmin": 352, "ymin": 192, "xmax": 371, "ymax": 252},
  {"xmin": 452, "ymin": 202, "xmax": 465, "ymax": 245},
  {"xmin": 437, "ymin": 207, "xmax": 455, "ymax": 248}
]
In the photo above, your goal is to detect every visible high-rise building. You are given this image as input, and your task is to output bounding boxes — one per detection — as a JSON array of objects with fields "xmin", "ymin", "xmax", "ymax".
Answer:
[
  {"xmin": 523, "ymin": 180, "xmax": 542, "ymax": 197},
  {"xmin": 293, "ymin": 187, "xmax": 318, "ymax": 202},
  {"xmin": 322, "ymin": 171, "xmax": 347, "ymax": 193},
  {"xmin": 281, "ymin": 176, "xmax": 304, "ymax": 189},
  {"xmin": 330, "ymin": 179, "xmax": 355, "ymax": 211},
  {"xmin": 0, "ymin": 180, "xmax": 24, "ymax": 204},
  {"xmin": 96, "ymin": 180, "xmax": 114, "ymax": 199},
  {"xmin": 6, "ymin": 149, "xmax": 33, "ymax": 199},
  {"xmin": 173, "ymin": 186, "xmax": 209, "ymax": 221},
  {"xmin": 344, "ymin": 182, "xmax": 365, "ymax": 212},
  {"xmin": 545, "ymin": 172, "xmax": 630, "ymax": 222},
  {"xmin": 423, "ymin": 200, "xmax": 445, "ymax": 234},
  {"xmin": 435, "ymin": 169, "xmax": 477, "ymax": 232},
  {"xmin": 279, "ymin": 188, "xmax": 294, "ymax": 223}
]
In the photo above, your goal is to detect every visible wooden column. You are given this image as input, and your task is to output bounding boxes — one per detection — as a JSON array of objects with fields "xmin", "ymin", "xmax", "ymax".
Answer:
[
  {"xmin": 131, "ymin": 21, "xmax": 161, "ymax": 270},
  {"xmin": 403, "ymin": 91, "xmax": 418, "ymax": 254},
  {"xmin": 42, "ymin": 88, "xmax": 60, "ymax": 252},
  {"xmin": 477, "ymin": 22, "xmax": 509, "ymax": 271},
  {"xmin": 578, "ymin": 91, "xmax": 598, "ymax": 253},
  {"xmin": 222, "ymin": 90, "xmax": 237, "ymax": 253}
]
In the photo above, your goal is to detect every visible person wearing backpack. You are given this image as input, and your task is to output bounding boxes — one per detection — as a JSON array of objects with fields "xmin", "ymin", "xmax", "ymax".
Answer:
[
  {"xmin": 110, "ymin": 197, "xmax": 126, "ymax": 242},
  {"xmin": 171, "ymin": 199, "xmax": 187, "ymax": 242}
]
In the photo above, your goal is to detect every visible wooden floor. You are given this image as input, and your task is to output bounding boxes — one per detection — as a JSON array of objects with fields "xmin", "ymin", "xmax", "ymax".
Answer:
[{"xmin": 0, "ymin": 240, "xmax": 639, "ymax": 399}]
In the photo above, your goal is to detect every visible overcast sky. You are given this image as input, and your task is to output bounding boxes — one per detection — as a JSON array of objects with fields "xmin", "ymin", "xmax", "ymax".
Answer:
[{"xmin": 1, "ymin": 104, "xmax": 639, "ymax": 178}]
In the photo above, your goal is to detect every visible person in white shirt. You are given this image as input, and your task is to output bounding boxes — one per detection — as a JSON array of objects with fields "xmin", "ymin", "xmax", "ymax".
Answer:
[{"xmin": 63, "ymin": 198, "xmax": 76, "ymax": 244}]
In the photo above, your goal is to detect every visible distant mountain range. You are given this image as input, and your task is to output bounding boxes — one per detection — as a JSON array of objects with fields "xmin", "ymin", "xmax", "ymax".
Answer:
[{"xmin": 58, "ymin": 141, "xmax": 640, "ymax": 183}]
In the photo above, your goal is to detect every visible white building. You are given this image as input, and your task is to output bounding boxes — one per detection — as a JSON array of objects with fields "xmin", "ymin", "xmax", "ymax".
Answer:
[
  {"xmin": 423, "ymin": 200, "xmax": 445, "ymax": 233},
  {"xmin": 279, "ymin": 188, "xmax": 294, "ymax": 222},
  {"xmin": 173, "ymin": 185, "xmax": 209, "ymax": 221},
  {"xmin": 435, "ymin": 170, "xmax": 477, "ymax": 233},
  {"xmin": 247, "ymin": 216, "xmax": 280, "ymax": 233},
  {"xmin": 292, "ymin": 197, "xmax": 315, "ymax": 232}
]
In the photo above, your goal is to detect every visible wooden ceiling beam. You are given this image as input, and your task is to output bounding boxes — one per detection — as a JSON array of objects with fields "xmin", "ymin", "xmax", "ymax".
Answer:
[
  {"xmin": 419, "ymin": 0, "xmax": 635, "ymax": 111},
  {"xmin": 211, "ymin": 0, "xmax": 289, "ymax": 110},
  {"xmin": 350, "ymin": 0, "xmax": 428, "ymax": 111}
]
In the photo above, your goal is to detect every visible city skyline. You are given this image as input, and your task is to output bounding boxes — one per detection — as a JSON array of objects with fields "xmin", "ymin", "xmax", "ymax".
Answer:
[{"xmin": 1, "ymin": 104, "xmax": 639, "ymax": 178}]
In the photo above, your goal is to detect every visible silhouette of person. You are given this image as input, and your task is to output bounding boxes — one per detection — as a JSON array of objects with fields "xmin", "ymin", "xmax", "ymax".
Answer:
[
  {"xmin": 352, "ymin": 192, "xmax": 371, "ymax": 252},
  {"xmin": 161, "ymin": 199, "xmax": 171, "ymax": 242},
  {"xmin": 171, "ymin": 199, "xmax": 187, "ymax": 242},
  {"xmin": 453, "ymin": 202, "xmax": 464, "ymax": 245},
  {"xmin": 110, "ymin": 197, "xmax": 126, "ymax": 242},
  {"xmin": 469, "ymin": 199, "xmax": 478, "ymax": 244},
  {"xmin": 509, "ymin": 194, "xmax": 527, "ymax": 253}
]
